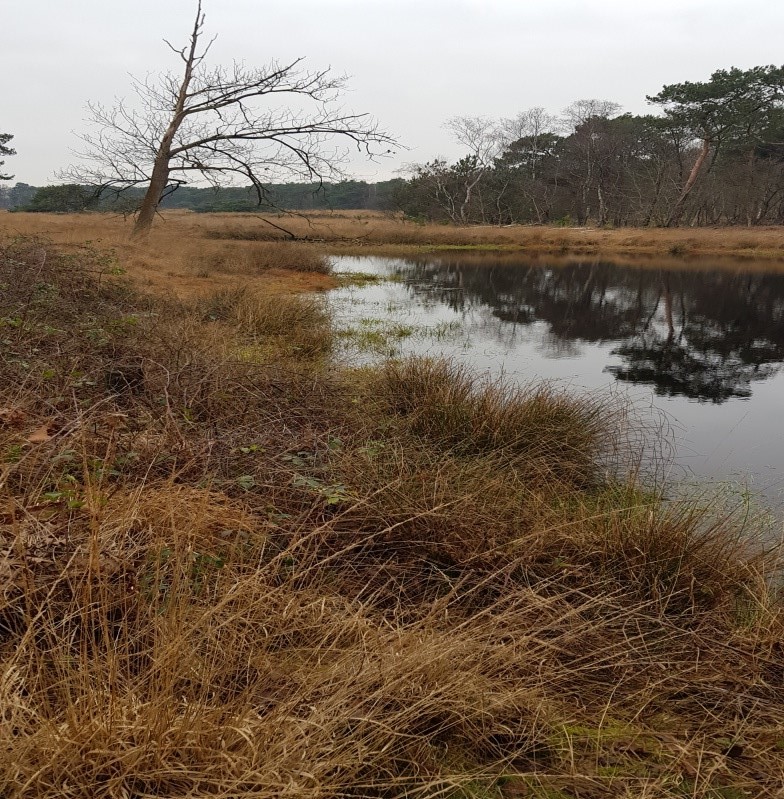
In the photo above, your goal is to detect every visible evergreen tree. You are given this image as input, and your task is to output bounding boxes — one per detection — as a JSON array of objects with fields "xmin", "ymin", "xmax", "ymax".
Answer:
[
  {"xmin": 26, "ymin": 184, "xmax": 96, "ymax": 212},
  {"xmin": 0, "ymin": 133, "xmax": 15, "ymax": 181},
  {"xmin": 648, "ymin": 65, "xmax": 784, "ymax": 225}
]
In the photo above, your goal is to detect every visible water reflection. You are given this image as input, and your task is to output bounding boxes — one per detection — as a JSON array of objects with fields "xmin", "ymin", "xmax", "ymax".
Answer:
[
  {"xmin": 388, "ymin": 259, "xmax": 784, "ymax": 403},
  {"xmin": 329, "ymin": 254, "xmax": 784, "ymax": 499}
]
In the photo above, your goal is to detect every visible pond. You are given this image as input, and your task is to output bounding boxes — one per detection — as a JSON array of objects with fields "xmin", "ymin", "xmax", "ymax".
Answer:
[{"xmin": 328, "ymin": 253, "xmax": 784, "ymax": 507}]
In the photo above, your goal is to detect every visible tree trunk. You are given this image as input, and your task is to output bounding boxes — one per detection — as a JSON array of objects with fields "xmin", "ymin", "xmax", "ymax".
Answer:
[
  {"xmin": 642, "ymin": 166, "xmax": 665, "ymax": 227},
  {"xmin": 666, "ymin": 138, "xmax": 710, "ymax": 227},
  {"xmin": 597, "ymin": 184, "xmax": 607, "ymax": 227},
  {"xmin": 131, "ymin": 152, "xmax": 171, "ymax": 239},
  {"xmin": 130, "ymin": 4, "xmax": 200, "ymax": 239},
  {"xmin": 459, "ymin": 180, "xmax": 474, "ymax": 225},
  {"xmin": 459, "ymin": 169, "xmax": 486, "ymax": 225},
  {"xmin": 745, "ymin": 147, "xmax": 756, "ymax": 227}
]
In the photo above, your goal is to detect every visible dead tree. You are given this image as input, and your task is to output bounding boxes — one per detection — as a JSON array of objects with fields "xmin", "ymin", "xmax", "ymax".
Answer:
[{"xmin": 64, "ymin": 1, "xmax": 397, "ymax": 238}]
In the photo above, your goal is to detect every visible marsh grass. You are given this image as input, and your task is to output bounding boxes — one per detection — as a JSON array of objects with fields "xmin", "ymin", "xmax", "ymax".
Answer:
[
  {"xmin": 197, "ymin": 287, "xmax": 333, "ymax": 357},
  {"xmin": 184, "ymin": 239, "xmax": 332, "ymax": 275},
  {"xmin": 0, "ymin": 238, "xmax": 782, "ymax": 797},
  {"xmin": 374, "ymin": 358, "xmax": 612, "ymax": 486},
  {"xmin": 5, "ymin": 212, "xmax": 784, "ymax": 272},
  {"xmin": 335, "ymin": 317, "xmax": 418, "ymax": 357},
  {"xmin": 0, "ymin": 214, "xmax": 336, "ymax": 303},
  {"xmin": 334, "ymin": 269, "xmax": 391, "ymax": 287}
]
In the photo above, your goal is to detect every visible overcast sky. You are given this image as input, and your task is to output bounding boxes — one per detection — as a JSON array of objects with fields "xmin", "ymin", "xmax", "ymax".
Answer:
[{"xmin": 5, "ymin": 0, "xmax": 784, "ymax": 185}]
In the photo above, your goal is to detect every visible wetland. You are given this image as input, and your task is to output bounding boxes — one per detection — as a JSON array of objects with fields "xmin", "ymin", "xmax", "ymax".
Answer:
[{"xmin": 332, "ymin": 253, "xmax": 784, "ymax": 502}]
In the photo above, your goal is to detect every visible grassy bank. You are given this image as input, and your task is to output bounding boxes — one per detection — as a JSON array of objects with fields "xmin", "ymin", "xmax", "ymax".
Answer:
[
  {"xmin": 205, "ymin": 212, "xmax": 784, "ymax": 262},
  {"xmin": 0, "ymin": 236, "xmax": 782, "ymax": 798},
  {"xmin": 3, "ymin": 210, "xmax": 784, "ymax": 268},
  {"xmin": 0, "ymin": 212, "xmax": 337, "ymax": 300}
]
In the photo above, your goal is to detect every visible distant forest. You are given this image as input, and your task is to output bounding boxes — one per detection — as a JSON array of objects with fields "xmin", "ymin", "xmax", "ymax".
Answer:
[
  {"xmin": 0, "ymin": 179, "xmax": 404, "ymax": 214},
  {"xmin": 398, "ymin": 67, "xmax": 784, "ymax": 227},
  {"xmin": 6, "ymin": 65, "xmax": 784, "ymax": 227}
]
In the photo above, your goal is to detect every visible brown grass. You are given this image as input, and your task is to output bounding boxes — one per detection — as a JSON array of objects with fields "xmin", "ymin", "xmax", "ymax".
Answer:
[
  {"xmin": 198, "ymin": 210, "xmax": 784, "ymax": 262},
  {"xmin": 184, "ymin": 239, "xmax": 331, "ymax": 275},
  {"xmin": 0, "ymin": 237, "xmax": 782, "ymax": 797},
  {"xmin": 4, "ymin": 211, "xmax": 784, "ymax": 293},
  {"xmin": 373, "ymin": 358, "xmax": 612, "ymax": 487},
  {"xmin": 0, "ymin": 212, "xmax": 335, "ymax": 300},
  {"xmin": 195, "ymin": 287, "xmax": 333, "ymax": 357}
]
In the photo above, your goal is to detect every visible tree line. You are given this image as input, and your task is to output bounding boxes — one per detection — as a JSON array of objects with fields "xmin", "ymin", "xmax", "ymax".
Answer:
[
  {"xmin": 396, "ymin": 66, "xmax": 784, "ymax": 227},
  {"xmin": 5, "ymin": 59, "xmax": 784, "ymax": 228},
  {"xmin": 0, "ymin": 179, "xmax": 403, "ymax": 213}
]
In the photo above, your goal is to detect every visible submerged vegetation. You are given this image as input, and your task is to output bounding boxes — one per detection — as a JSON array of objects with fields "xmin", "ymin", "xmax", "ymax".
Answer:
[{"xmin": 0, "ymin": 235, "xmax": 782, "ymax": 797}]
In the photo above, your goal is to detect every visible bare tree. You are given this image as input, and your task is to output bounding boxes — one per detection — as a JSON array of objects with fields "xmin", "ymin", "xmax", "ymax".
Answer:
[
  {"xmin": 562, "ymin": 99, "xmax": 622, "ymax": 132},
  {"xmin": 64, "ymin": 2, "xmax": 397, "ymax": 238},
  {"xmin": 501, "ymin": 107, "xmax": 559, "ymax": 181},
  {"xmin": 443, "ymin": 116, "xmax": 504, "ymax": 223}
]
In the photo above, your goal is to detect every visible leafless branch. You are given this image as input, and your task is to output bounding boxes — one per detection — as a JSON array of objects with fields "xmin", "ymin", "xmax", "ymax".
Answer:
[{"xmin": 60, "ymin": 0, "xmax": 398, "ymax": 237}]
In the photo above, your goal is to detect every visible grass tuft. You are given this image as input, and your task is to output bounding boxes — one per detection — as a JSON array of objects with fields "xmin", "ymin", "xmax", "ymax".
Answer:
[
  {"xmin": 196, "ymin": 287, "xmax": 333, "ymax": 357},
  {"xmin": 373, "ymin": 357, "xmax": 612, "ymax": 486},
  {"xmin": 185, "ymin": 239, "xmax": 332, "ymax": 275}
]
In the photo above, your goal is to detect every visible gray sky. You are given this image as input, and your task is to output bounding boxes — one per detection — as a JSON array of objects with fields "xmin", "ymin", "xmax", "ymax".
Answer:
[{"xmin": 5, "ymin": 0, "xmax": 784, "ymax": 185}]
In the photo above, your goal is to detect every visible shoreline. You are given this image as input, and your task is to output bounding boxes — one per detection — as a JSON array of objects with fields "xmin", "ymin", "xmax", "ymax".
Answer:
[{"xmin": 327, "ymin": 240, "xmax": 784, "ymax": 271}]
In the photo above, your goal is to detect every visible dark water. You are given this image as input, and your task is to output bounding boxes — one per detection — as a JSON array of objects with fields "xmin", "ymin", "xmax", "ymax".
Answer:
[{"xmin": 329, "ymin": 254, "xmax": 784, "ymax": 506}]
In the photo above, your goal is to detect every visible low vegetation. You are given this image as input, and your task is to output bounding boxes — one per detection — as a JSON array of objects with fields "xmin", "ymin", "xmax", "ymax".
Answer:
[
  {"xmin": 7, "ymin": 210, "xmax": 784, "ymax": 267},
  {"xmin": 0, "ymin": 233, "xmax": 782, "ymax": 798},
  {"xmin": 185, "ymin": 240, "xmax": 332, "ymax": 276},
  {"xmin": 204, "ymin": 213, "xmax": 784, "ymax": 262}
]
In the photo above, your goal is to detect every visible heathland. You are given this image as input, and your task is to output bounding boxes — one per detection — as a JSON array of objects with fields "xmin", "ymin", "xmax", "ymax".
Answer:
[
  {"xmin": 5, "ymin": 210, "xmax": 784, "ymax": 271},
  {"xmin": 0, "ymin": 212, "xmax": 783, "ymax": 798}
]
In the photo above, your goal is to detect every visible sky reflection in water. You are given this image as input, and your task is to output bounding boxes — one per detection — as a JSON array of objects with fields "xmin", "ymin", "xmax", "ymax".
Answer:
[{"xmin": 328, "ymin": 254, "xmax": 784, "ymax": 506}]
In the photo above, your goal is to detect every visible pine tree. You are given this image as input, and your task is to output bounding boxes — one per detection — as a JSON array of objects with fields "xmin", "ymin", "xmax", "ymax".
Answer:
[{"xmin": 0, "ymin": 133, "xmax": 15, "ymax": 181}]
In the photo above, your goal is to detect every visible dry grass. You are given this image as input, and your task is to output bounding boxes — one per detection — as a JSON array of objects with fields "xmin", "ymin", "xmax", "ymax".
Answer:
[
  {"xmin": 184, "ymin": 240, "xmax": 331, "ymax": 275},
  {"xmin": 4, "ymin": 211, "xmax": 784, "ymax": 291},
  {"xmin": 196, "ymin": 287, "xmax": 333, "ymax": 357},
  {"xmin": 372, "ymin": 358, "xmax": 612, "ymax": 487},
  {"xmin": 0, "ymin": 212, "xmax": 335, "ymax": 300},
  {"xmin": 0, "ymin": 237, "xmax": 783, "ymax": 797},
  {"xmin": 199, "ymin": 210, "xmax": 784, "ymax": 262}
]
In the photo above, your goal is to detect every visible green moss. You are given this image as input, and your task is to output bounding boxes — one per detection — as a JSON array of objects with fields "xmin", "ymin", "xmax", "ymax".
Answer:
[
  {"xmin": 335, "ymin": 270, "xmax": 387, "ymax": 287},
  {"xmin": 446, "ymin": 780, "xmax": 504, "ymax": 799}
]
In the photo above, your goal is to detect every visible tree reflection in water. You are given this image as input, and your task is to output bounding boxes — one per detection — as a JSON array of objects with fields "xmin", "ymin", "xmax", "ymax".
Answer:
[{"xmin": 390, "ymin": 258, "xmax": 784, "ymax": 403}]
